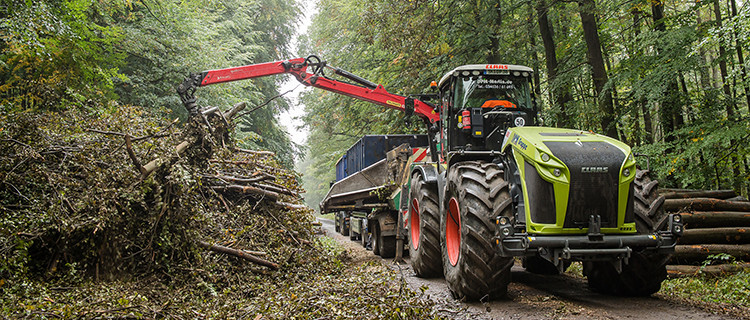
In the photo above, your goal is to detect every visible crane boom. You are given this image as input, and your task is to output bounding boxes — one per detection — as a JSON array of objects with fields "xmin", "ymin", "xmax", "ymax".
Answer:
[{"xmin": 177, "ymin": 55, "xmax": 439, "ymax": 124}]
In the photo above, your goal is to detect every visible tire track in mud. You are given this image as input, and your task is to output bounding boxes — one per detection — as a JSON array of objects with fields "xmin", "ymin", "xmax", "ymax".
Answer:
[{"xmin": 319, "ymin": 218, "xmax": 736, "ymax": 320}]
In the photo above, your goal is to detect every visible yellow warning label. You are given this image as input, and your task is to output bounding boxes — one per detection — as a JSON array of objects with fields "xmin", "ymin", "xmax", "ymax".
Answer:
[
  {"xmin": 475, "ymin": 131, "xmax": 482, "ymax": 136},
  {"xmin": 386, "ymin": 100, "xmax": 401, "ymax": 107}
]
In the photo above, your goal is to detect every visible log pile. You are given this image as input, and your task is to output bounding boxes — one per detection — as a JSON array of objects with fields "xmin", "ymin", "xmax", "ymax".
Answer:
[{"xmin": 661, "ymin": 188, "xmax": 750, "ymax": 277}]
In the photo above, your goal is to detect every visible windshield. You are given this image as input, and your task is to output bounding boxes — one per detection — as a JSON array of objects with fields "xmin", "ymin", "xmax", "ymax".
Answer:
[{"xmin": 453, "ymin": 75, "xmax": 532, "ymax": 111}]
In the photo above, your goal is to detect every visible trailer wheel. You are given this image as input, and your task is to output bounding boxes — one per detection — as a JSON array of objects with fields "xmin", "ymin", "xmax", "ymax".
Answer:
[
  {"xmin": 361, "ymin": 222, "xmax": 369, "ymax": 248},
  {"xmin": 372, "ymin": 223, "xmax": 381, "ymax": 256},
  {"xmin": 350, "ymin": 218, "xmax": 359, "ymax": 241},
  {"xmin": 334, "ymin": 213, "xmax": 341, "ymax": 233},
  {"xmin": 379, "ymin": 233, "xmax": 396, "ymax": 258},
  {"xmin": 584, "ymin": 250, "xmax": 669, "ymax": 296},
  {"xmin": 341, "ymin": 213, "xmax": 350, "ymax": 237},
  {"xmin": 441, "ymin": 161, "xmax": 514, "ymax": 301},
  {"xmin": 408, "ymin": 171, "xmax": 443, "ymax": 278},
  {"xmin": 372, "ymin": 222, "xmax": 395, "ymax": 258}
]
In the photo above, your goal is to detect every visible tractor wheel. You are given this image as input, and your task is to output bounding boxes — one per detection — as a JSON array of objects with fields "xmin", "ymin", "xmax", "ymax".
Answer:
[
  {"xmin": 523, "ymin": 256, "xmax": 570, "ymax": 275},
  {"xmin": 633, "ymin": 169, "xmax": 668, "ymax": 233},
  {"xmin": 584, "ymin": 169, "xmax": 669, "ymax": 296},
  {"xmin": 584, "ymin": 250, "xmax": 669, "ymax": 296},
  {"xmin": 408, "ymin": 171, "xmax": 443, "ymax": 278},
  {"xmin": 441, "ymin": 161, "xmax": 514, "ymax": 301}
]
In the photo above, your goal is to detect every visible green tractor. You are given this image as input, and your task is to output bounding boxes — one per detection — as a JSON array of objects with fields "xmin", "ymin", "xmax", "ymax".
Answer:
[
  {"xmin": 176, "ymin": 55, "xmax": 681, "ymax": 301},
  {"xmin": 404, "ymin": 64, "xmax": 682, "ymax": 300}
]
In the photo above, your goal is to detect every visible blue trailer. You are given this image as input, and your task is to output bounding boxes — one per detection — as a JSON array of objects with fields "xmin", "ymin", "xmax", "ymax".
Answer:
[
  {"xmin": 334, "ymin": 135, "xmax": 429, "ymax": 182},
  {"xmin": 323, "ymin": 134, "xmax": 429, "ymax": 259}
]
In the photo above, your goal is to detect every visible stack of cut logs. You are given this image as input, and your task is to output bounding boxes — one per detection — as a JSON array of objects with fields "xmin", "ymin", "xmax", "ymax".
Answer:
[{"xmin": 662, "ymin": 188, "xmax": 750, "ymax": 277}]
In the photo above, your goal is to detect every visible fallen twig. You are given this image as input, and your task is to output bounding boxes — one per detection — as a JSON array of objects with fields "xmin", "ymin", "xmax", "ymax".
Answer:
[{"xmin": 197, "ymin": 241, "xmax": 278, "ymax": 270}]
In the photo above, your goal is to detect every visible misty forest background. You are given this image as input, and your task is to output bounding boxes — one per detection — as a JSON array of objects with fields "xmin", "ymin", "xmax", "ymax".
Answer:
[{"xmin": 2, "ymin": 0, "xmax": 749, "ymax": 211}]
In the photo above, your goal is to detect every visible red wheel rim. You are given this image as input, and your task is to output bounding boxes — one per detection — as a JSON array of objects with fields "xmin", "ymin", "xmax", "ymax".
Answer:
[
  {"xmin": 410, "ymin": 198, "xmax": 421, "ymax": 250},
  {"xmin": 446, "ymin": 197, "xmax": 461, "ymax": 266}
]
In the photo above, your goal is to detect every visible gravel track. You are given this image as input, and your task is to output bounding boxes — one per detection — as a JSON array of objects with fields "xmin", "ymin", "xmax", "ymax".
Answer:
[{"xmin": 318, "ymin": 218, "xmax": 739, "ymax": 320}]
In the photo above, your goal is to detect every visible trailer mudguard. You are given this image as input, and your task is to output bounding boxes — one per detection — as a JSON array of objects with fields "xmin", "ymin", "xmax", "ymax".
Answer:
[{"xmin": 411, "ymin": 164, "xmax": 439, "ymax": 185}]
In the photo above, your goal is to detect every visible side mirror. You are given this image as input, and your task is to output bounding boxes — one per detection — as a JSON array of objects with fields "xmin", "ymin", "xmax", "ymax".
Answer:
[{"xmin": 404, "ymin": 97, "xmax": 415, "ymax": 118}]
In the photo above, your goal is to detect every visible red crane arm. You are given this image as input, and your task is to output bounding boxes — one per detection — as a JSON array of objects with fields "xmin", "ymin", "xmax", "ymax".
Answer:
[{"xmin": 180, "ymin": 56, "xmax": 439, "ymax": 123}]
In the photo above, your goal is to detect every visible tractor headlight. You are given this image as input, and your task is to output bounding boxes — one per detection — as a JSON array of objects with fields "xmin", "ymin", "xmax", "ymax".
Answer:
[
  {"xmin": 541, "ymin": 153, "xmax": 550, "ymax": 162},
  {"xmin": 623, "ymin": 168, "xmax": 630, "ymax": 177}
]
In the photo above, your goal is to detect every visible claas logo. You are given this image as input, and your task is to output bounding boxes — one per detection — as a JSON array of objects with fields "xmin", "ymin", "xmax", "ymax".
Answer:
[{"xmin": 485, "ymin": 64, "xmax": 509, "ymax": 70}]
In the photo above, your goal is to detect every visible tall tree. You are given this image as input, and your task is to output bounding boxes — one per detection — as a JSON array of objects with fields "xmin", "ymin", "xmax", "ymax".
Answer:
[
  {"xmin": 729, "ymin": 0, "xmax": 750, "ymax": 112},
  {"xmin": 577, "ymin": 0, "xmax": 617, "ymax": 138},
  {"xmin": 537, "ymin": 0, "xmax": 572, "ymax": 127},
  {"xmin": 712, "ymin": 0, "xmax": 736, "ymax": 119},
  {"xmin": 652, "ymin": 0, "xmax": 684, "ymax": 142}
]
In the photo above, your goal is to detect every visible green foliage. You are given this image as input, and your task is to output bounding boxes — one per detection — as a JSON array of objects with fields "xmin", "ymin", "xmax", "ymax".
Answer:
[
  {"xmin": 300, "ymin": 0, "xmax": 750, "ymax": 197},
  {"xmin": 1, "ymin": 0, "xmax": 302, "ymax": 168},
  {"xmin": 0, "ymin": 106, "xmax": 196, "ymax": 279},
  {"xmin": 635, "ymin": 119, "xmax": 749, "ymax": 190},
  {"xmin": 0, "ymin": 0, "xmax": 126, "ymax": 110},
  {"xmin": 661, "ymin": 269, "xmax": 750, "ymax": 312}
]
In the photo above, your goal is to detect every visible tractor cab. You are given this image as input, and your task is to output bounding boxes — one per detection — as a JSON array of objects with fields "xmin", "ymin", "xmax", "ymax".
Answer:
[{"xmin": 437, "ymin": 64, "xmax": 537, "ymax": 156}]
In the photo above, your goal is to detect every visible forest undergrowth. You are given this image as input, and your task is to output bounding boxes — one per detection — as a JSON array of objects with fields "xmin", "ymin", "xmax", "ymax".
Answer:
[{"xmin": 0, "ymin": 106, "xmax": 438, "ymax": 319}]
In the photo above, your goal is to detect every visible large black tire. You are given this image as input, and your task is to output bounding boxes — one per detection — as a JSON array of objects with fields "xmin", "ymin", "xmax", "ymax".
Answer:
[
  {"xmin": 334, "ymin": 214, "xmax": 341, "ymax": 233},
  {"xmin": 441, "ymin": 161, "xmax": 514, "ymax": 301},
  {"xmin": 584, "ymin": 169, "xmax": 669, "ymax": 296},
  {"xmin": 408, "ymin": 171, "xmax": 443, "ymax": 278}
]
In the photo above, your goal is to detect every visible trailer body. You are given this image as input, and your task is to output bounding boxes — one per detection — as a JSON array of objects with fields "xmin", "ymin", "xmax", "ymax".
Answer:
[{"xmin": 322, "ymin": 135, "xmax": 429, "ymax": 258}]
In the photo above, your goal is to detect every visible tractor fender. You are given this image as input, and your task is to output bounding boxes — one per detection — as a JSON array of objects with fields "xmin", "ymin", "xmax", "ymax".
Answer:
[
  {"xmin": 411, "ymin": 164, "xmax": 439, "ymax": 185},
  {"xmin": 410, "ymin": 164, "xmax": 446, "ymax": 212}
]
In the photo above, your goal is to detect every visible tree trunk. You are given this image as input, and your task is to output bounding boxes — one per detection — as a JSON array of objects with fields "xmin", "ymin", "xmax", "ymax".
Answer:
[
  {"xmin": 528, "ymin": 6, "xmax": 542, "ymax": 99},
  {"xmin": 697, "ymin": 11, "xmax": 714, "ymax": 90},
  {"xmin": 679, "ymin": 227, "xmax": 750, "ymax": 245},
  {"xmin": 652, "ymin": 0, "xmax": 683, "ymax": 142},
  {"xmin": 537, "ymin": 0, "xmax": 572, "ymax": 127},
  {"xmin": 664, "ymin": 198, "xmax": 750, "ymax": 212},
  {"xmin": 667, "ymin": 263, "xmax": 750, "ymax": 277},
  {"xmin": 713, "ymin": 0, "xmax": 736, "ymax": 119},
  {"xmin": 680, "ymin": 211, "xmax": 750, "ymax": 228},
  {"xmin": 631, "ymin": 9, "xmax": 653, "ymax": 144},
  {"xmin": 673, "ymin": 244, "xmax": 750, "ymax": 261},
  {"xmin": 578, "ymin": 0, "xmax": 617, "ymax": 138},
  {"xmin": 488, "ymin": 3, "xmax": 503, "ymax": 63},
  {"xmin": 729, "ymin": 0, "xmax": 750, "ymax": 112},
  {"xmin": 659, "ymin": 189, "xmax": 737, "ymax": 199}
]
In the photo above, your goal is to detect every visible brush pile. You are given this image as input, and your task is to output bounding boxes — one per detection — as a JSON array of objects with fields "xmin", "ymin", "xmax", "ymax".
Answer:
[{"xmin": 0, "ymin": 105, "xmax": 438, "ymax": 318}]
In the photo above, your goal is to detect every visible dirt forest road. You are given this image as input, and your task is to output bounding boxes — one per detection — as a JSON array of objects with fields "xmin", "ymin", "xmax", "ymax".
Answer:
[{"xmin": 317, "ymin": 218, "xmax": 738, "ymax": 320}]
